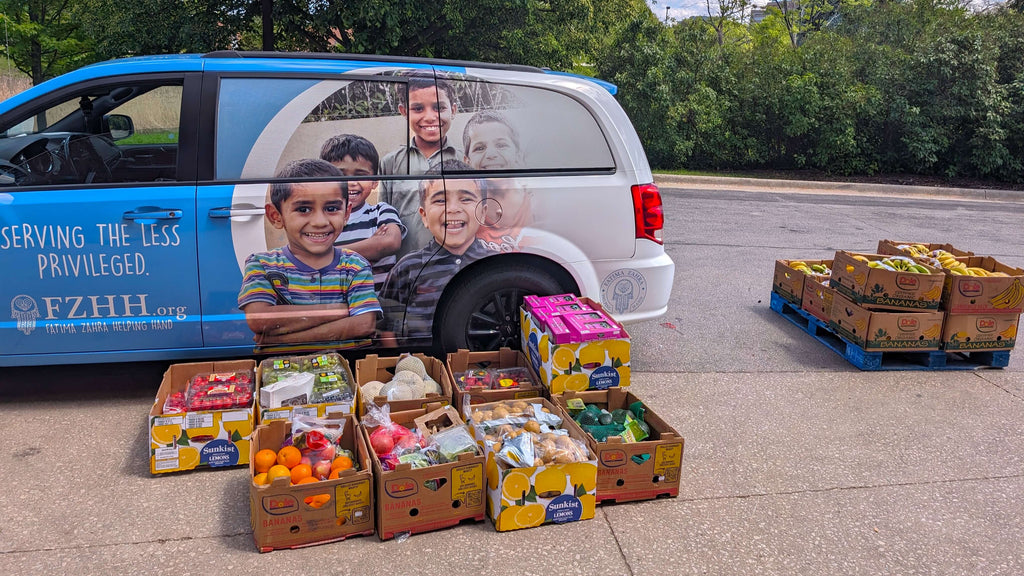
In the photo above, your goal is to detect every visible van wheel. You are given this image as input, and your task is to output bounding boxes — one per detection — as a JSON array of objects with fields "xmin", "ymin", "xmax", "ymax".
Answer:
[{"xmin": 436, "ymin": 264, "xmax": 571, "ymax": 353}]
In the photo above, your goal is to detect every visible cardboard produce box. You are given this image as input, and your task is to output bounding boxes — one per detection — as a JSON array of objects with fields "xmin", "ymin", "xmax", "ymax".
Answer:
[
  {"xmin": 939, "ymin": 256, "xmax": 1024, "ymax": 315},
  {"xmin": 362, "ymin": 405, "xmax": 486, "ymax": 540},
  {"xmin": 149, "ymin": 359, "xmax": 256, "ymax": 474},
  {"xmin": 250, "ymin": 415, "xmax": 374, "ymax": 552},
  {"xmin": 830, "ymin": 251, "xmax": 944, "ymax": 311},
  {"xmin": 942, "ymin": 312, "xmax": 1019, "ymax": 351},
  {"xmin": 521, "ymin": 297, "xmax": 630, "ymax": 394},
  {"xmin": 467, "ymin": 397, "xmax": 598, "ymax": 531},
  {"xmin": 553, "ymin": 388, "xmax": 684, "ymax": 504},
  {"xmin": 829, "ymin": 293, "xmax": 944, "ymax": 352},
  {"xmin": 800, "ymin": 275, "xmax": 834, "ymax": 323},
  {"xmin": 446, "ymin": 348, "xmax": 544, "ymax": 417},
  {"xmin": 772, "ymin": 259, "xmax": 833, "ymax": 306},
  {"xmin": 355, "ymin": 353, "xmax": 452, "ymax": 416},
  {"xmin": 876, "ymin": 240, "xmax": 974, "ymax": 258},
  {"xmin": 257, "ymin": 352, "xmax": 357, "ymax": 423}
]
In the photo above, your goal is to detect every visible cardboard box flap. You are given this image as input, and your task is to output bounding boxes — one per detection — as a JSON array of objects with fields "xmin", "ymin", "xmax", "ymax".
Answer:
[{"xmin": 413, "ymin": 405, "xmax": 465, "ymax": 439}]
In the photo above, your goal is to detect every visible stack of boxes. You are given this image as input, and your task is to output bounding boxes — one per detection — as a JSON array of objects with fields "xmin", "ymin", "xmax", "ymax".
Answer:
[{"xmin": 771, "ymin": 241, "xmax": 1023, "ymax": 358}]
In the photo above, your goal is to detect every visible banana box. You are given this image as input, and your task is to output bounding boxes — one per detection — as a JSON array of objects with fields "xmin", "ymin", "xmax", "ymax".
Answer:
[
  {"xmin": 773, "ymin": 259, "xmax": 833, "ymax": 306},
  {"xmin": 257, "ymin": 353, "xmax": 357, "ymax": 423},
  {"xmin": 149, "ymin": 359, "xmax": 256, "ymax": 474},
  {"xmin": 446, "ymin": 348, "xmax": 544, "ymax": 417},
  {"xmin": 801, "ymin": 275, "xmax": 834, "ymax": 323},
  {"xmin": 362, "ymin": 405, "xmax": 486, "ymax": 540},
  {"xmin": 250, "ymin": 415, "xmax": 374, "ymax": 551},
  {"xmin": 468, "ymin": 398, "xmax": 598, "ymax": 532},
  {"xmin": 876, "ymin": 240, "xmax": 974, "ymax": 259},
  {"xmin": 355, "ymin": 354, "xmax": 452, "ymax": 417},
  {"xmin": 939, "ymin": 256, "xmax": 1024, "ymax": 315},
  {"xmin": 553, "ymin": 389, "xmax": 684, "ymax": 504},
  {"xmin": 942, "ymin": 313, "xmax": 1019, "ymax": 351},
  {"xmin": 829, "ymin": 293, "xmax": 944, "ymax": 351},
  {"xmin": 521, "ymin": 297, "xmax": 631, "ymax": 394},
  {"xmin": 830, "ymin": 251, "xmax": 944, "ymax": 311}
]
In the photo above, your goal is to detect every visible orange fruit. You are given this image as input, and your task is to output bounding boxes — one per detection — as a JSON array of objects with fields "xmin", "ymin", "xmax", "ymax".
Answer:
[
  {"xmin": 294, "ymin": 476, "xmax": 318, "ymax": 485},
  {"xmin": 331, "ymin": 455, "xmax": 353, "ymax": 472},
  {"xmin": 304, "ymin": 494, "xmax": 330, "ymax": 508},
  {"xmin": 267, "ymin": 464, "xmax": 291, "ymax": 483},
  {"xmin": 252, "ymin": 472, "xmax": 269, "ymax": 486},
  {"xmin": 290, "ymin": 463, "xmax": 313, "ymax": 484},
  {"xmin": 254, "ymin": 449, "xmax": 278, "ymax": 474},
  {"xmin": 277, "ymin": 445, "xmax": 302, "ymax": 468}
]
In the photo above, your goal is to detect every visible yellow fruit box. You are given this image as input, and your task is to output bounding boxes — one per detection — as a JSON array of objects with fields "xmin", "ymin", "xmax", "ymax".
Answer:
[
  {"xmin": 828, "ymin": 293, "xmax": 944, "ymax": 352},
  {"xmin": 149, "ymin": 359, "xmax": 256, "ymax": 474},
  {"xmin": 250, "ymin": 415, "xmax": 374, "ymax": 552},
  {"xmin": 553, "ymin": 388, "xmax": 684, "ymax": 504},
  {"xmin": 520, "ymin": 297, "xmax": 631, "ymax": 395},
  {"xmin": 938, "ymin": 256, "xmax": 1024, "ymax": 315},
  {"xmin": 256, "ymin": 352, "xmax": 357, "ymax": 423},
  {"xmin": 830, "ymin": 251, "xmax": 944, "ymax": 311},
  {"xmin": 876, "ymin": 240, "xmax": 974, "ymax": 259},
  {"xmin": 942, "ymin": 312, "xmax": 1019, "ymax": 351},
  {"xmin": 446, "ymin": 347, "xmax": 544, "ymax": 418},
  {"xmin": 772, "ymin": 259, "xmax": 833, "ymax": 307},
  {"xmin": 801, "ymin": 275, "xmax": 834, "ymax": 323},
  {"xmin": 468, "ymin": 397, "xmax": 598, "ymax": 532},
  {"xmin": 362, "ymin": 404, "xmax": 486, "ymax": 541},
  {"xmin": 355, "ymin": 353, "xmax": 452, "ymax": 417}
]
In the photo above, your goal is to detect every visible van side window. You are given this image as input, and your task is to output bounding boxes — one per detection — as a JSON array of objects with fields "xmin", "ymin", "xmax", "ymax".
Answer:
[
  {"xmin": 0, "ymin": 80, "xmax": 183, "ymax": 187},
  {"xmin": 447, "ymin": 80, "xmax": 615, "ymax": 172},
  {"xmin": 215, "ymin": 78, "xmax": 406, "ymax": 181}
]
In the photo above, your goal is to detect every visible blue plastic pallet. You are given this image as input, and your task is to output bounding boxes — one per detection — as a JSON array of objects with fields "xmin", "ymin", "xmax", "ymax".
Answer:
[{"xmin": 769, "ymin": 292, "xmax": 1010, "ymax": 371}]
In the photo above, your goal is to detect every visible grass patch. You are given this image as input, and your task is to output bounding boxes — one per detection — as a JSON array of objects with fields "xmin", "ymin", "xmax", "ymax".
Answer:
[{"xmin": 118, "ymin": 131, "xmax": 179, "ymax": 145}]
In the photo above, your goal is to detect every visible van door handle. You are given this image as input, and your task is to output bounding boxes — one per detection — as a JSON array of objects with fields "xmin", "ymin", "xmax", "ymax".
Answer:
[
  {"xmin": 208, "ymin": 207, "xmax": 266, "ymax": 218},
  {"xmin": 123, "ymin": 209, "xmax": 182, "ymax": 220}
]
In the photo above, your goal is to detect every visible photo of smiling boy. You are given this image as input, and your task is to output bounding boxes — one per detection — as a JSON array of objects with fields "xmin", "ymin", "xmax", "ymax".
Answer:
[
  {"xmin": 378, "ymin": 160, "xmax": 494, "ymax": 344},
  {"xmin": 320, "ymin": 134, "xmax": 405, "ymax": 293},
  {"xmin": 379, "ymin": 76, "xmax": 461, "ymax": 260},
  {"xmin": 462, "ymin": 110, "xmax": 534, "ymax": 253},
  {"xmin": 238, "ymin": 158, "xmax": 380, "ymax": 349}
]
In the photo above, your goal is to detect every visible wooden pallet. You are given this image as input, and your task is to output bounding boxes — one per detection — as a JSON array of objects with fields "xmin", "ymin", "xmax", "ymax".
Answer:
[{"xmin": 769, "ymin": 292, "xmax": 1010, "ymax": 371}]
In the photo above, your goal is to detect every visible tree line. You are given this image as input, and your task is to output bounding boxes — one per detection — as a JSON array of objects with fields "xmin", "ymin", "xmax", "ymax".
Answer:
[{"xmin": 1, "ymin": 0, "xmax": 1022, "ymax": 182}]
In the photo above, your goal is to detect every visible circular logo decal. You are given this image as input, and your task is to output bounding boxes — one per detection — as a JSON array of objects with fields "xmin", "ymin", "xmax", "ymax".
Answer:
[{"xmin": 600, "ymin": 269, "xmax": 647, "ymax": 314}]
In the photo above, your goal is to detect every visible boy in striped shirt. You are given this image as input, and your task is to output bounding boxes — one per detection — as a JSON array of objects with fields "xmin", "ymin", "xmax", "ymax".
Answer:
[
  {"xmin": 238, "ymin": 158, "xmax": 381, "ymax": 350},
  {"xmin": 320, "ymin": 134, "xmax": 405, "ymax": 292}
]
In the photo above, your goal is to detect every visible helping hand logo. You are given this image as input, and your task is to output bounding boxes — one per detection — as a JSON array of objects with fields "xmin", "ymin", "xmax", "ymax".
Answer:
[{"xmin": 11, "ymin": 295, "xmax": 39, "ymax": 335}]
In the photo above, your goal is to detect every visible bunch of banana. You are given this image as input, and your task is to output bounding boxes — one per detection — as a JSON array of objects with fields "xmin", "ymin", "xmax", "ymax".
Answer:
[
  {"xmin": 989, "ymin": 279, "xmax": 1024, "ymax": 310},
  {"xmin": 789, "ymin": 261, "xmax": 831, "ymax": 278},
  {"xmin": 865, "ymin": 255, "xmax": 932, "ymax": 274},
  {"xmin": 896, "ymin": 244, "xmax": 931, "ymax": 257}
]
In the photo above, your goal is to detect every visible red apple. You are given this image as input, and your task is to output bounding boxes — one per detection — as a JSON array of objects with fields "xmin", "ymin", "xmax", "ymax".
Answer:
[{"xmin": 311, "ymin": 459, "xmax": 333, "ymax": 480}]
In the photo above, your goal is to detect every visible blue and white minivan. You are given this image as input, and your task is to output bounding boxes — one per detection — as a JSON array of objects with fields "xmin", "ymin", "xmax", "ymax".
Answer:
[{"xmin": 0, "ymin": 52, "xmax": 673, "ymax": 366}]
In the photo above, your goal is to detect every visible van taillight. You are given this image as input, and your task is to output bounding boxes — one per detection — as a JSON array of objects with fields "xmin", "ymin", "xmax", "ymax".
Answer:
[{"xmin": 632, "ymin": 183, "xmax": 664, "ymax": 244}]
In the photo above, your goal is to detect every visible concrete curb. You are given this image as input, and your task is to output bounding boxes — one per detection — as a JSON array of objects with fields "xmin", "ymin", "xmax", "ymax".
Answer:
[{"xmin": 653, "ymin": 173, "xmax": 1024, "ymax": 202}]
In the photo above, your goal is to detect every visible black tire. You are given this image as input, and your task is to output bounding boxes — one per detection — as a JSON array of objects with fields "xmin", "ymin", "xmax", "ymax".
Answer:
[{"xmin": 435, "ymin": 262, "xmax": 571, "ymax": 353}]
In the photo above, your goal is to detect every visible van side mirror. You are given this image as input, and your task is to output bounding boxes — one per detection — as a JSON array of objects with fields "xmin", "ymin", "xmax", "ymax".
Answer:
[{"xmin": 106, "ymin": 114, "xmax": 134, "ymax": 140}]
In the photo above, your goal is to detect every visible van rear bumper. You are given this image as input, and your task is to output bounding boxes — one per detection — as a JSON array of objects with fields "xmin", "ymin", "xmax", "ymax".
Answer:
[{"xmin": 581, "ymin": 243, "xmax": 674, "ymax": 324}]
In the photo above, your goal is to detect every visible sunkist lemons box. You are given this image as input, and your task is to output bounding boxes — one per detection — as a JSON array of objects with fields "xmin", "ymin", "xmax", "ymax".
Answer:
[
  {"xmin": 446, "ymin": 348, "xmax": 544, "ymax": 417},
  {"xmin": 830, "ymin": 251, "xmax": 944, "ymax": 311},
  {"xmin": 469, "ymin": 397, "xmax": 598, "ymax": 532},
  {"xmin": 521, "ymin": 297, "xmax": 631, "ymax": 394},
  {"xmin": 256, "ymin": 352, "xmax": 358, "ymax": 423},
  {"xmin": 942, "ymin": 312, "xmax": 1019, "ymax": 351},
  {"xmin": 362, "ymin": 404, "xmax": 486, "ymax": 541},
  {"xmin": 149, "ymin": 359, "xmax": 256, "ymax": 474},
  {"xmin": 250, "ymin": 415, "xmax": 374, "ymax": 551},
  {"xmin": 355, "ymin": 353, "xmax": 452, "ymax": 417},
  {"xmin": 553, "ymin": 388, "xmax": 684, "ymax": 504},
  {"xmin": 829, "ymin": 293, "xmax": 944, "ymax": 352}
]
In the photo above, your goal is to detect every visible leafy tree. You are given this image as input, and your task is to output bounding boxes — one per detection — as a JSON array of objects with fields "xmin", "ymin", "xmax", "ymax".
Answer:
[{"xmin": 0, "ymin": 0, "xmax": 93, "ymax": 84}]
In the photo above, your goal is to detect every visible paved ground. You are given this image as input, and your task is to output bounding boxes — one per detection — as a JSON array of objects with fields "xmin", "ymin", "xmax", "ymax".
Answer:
[{"xmin": 1, "ymin": 175, "xmax": 1022, "ymax": 575}]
